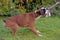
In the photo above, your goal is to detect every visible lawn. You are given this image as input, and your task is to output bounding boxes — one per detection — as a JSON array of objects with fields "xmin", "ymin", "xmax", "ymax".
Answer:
[{"xmin": 0, "ymin": 16, "xmax": 60, "ymax": 40}]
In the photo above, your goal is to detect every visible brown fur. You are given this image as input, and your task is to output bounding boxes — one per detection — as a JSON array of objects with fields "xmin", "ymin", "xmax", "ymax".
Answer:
[{"xmin": 3, "ymin": 9, "xmax": 45, "ymax": 36}]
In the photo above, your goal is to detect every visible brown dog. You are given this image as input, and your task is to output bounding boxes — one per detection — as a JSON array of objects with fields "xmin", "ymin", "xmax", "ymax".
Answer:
[{"xmin": 3, "ymin": 8, "xmax": 45, "ymax": 36}]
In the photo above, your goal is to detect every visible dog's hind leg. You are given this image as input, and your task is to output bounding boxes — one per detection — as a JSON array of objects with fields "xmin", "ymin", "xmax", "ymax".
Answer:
[
  {"xmin": 5, "ymin": 23, "xmax": 18, "ymax": 36},
  {"xmin": 11, "ymin": 24, "xmax": 18, "ymax": 36}
]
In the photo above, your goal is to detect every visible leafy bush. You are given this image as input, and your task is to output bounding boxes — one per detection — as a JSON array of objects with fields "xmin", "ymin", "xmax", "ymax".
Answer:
[{"xmin": 0, "ymin": 0, "xmax": 60, "ymax": 17}]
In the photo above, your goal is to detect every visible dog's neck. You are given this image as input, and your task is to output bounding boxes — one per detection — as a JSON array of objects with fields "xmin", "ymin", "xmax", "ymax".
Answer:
[
  {"xmin": 30, "ymin": 12, "xmax": 41, "ymax": 18},
  {"xmin": 29, "ymin": 12, "xmax": 37, "ymax": 18}
]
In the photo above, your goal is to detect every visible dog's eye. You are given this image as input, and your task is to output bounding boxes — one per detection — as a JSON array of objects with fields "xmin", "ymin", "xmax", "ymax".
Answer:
[{"xmin": 36, "ymin": 11, "xmax": 41, "ymax": 15}]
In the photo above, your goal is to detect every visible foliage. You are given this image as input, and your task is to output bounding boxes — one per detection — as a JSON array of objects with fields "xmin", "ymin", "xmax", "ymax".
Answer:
[{"xmin": 0, "ymin": 0, "xmax": 60, "ymax": 16}]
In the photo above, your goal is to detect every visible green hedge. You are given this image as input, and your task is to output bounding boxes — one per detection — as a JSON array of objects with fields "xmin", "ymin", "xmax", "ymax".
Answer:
[{"xmin": 0, "ymin": 0, "xmax": 60, "ymax": 16}]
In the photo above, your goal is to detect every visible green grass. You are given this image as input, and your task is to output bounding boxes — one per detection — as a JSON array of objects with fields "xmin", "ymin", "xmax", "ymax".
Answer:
[{"xmin": 0, "ymin": 16, "xmax": 60, "ymax": 40}]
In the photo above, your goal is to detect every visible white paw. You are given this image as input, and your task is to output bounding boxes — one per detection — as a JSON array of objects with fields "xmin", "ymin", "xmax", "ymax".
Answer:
[
  {"xmin": 37, "ymin": 30, "xmax": 41, "ymax": 34},
  {"xmin": 38, "ymin": 34, "xmax": 42, "ymax": 36}
]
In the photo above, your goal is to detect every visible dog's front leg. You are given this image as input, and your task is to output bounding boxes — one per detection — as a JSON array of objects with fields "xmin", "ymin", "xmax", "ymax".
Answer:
[{"xmin": 28, "ymin": 25, "xmax": 42, "ymax": 36}]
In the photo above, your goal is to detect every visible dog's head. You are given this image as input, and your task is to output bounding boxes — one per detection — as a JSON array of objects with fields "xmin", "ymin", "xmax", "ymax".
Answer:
[
  {"xmin": 35, "ymin": 7, "xmax": 51, "ymax": 17},
  {"xmin": 35, "ymin": 8, "xmax": 45, "ymax": 16}
]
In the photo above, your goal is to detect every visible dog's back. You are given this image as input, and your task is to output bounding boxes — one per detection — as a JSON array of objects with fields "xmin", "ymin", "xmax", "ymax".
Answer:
[{"xmin": 3, "ymin": 12, "xmax": 36, "ymax": 27}]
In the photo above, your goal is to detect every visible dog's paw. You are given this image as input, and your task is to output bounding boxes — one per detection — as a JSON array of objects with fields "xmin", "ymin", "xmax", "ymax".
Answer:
[
  {"xmin": 38, "ymin": 34, "xmax": 42, "ymax": 36},
  {"xmin": 37, "ymin": 30, "xmax": 41, "ymax": 34}
]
